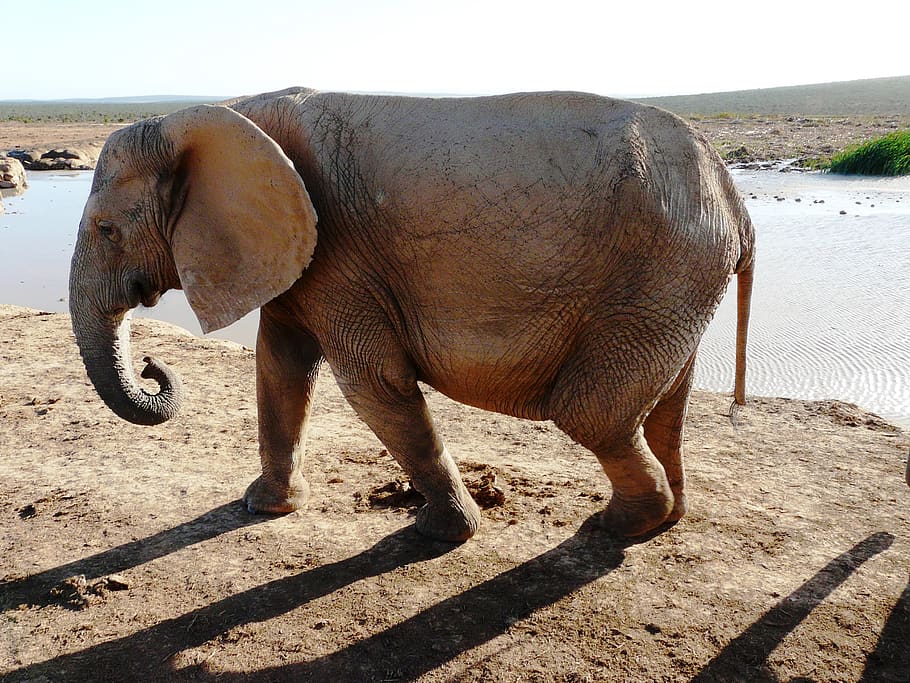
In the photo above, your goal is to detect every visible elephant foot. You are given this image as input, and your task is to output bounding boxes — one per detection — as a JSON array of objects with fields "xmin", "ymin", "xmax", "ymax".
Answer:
[
  {"xmin": 601, "ymin": 488, "xmax": 675, "ymax": 539},
  {"xmin": 243, "ymin": 474, "xmax": 310, "ymax": 514},
  {"xmin": 665, "ymin": 491, "xmax": 688, "ymax": 523},
  {"xmin": 415, "ymin": 489, "xmax": 482, "ymax": 543}
]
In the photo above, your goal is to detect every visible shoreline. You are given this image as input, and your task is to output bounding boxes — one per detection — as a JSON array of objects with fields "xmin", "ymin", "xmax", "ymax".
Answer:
[{"xmin": 3, "ymin": 114, "xmax": 910, "ymax": 171}]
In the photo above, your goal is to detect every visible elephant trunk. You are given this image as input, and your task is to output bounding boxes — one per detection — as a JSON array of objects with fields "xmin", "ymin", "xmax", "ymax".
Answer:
[{"xmin": 70, "ymin": 301, "xmax": 184, "ymax": 426}]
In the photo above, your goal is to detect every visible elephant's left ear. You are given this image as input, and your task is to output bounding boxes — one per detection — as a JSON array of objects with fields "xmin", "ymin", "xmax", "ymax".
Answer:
[{"xmin": 160, "ymin": 105, "xmax": 317, "ymax": 333}]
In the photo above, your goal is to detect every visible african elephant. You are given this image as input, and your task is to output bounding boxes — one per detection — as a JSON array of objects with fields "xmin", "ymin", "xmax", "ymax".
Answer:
[{"xmin": 69, "ymin": 87, "xmax": 754, "ymax": 541}]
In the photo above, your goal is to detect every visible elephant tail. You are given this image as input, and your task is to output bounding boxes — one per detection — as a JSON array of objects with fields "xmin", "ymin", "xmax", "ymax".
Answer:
[{"xmin": 733, "ymin": 257, "xmax": 754, "ymax": 406}]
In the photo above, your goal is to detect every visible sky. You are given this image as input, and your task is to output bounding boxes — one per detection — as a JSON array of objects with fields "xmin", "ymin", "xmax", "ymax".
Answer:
[{"xmin": 4, "ymin": 0, "xmax": 908, "ymax": 100}]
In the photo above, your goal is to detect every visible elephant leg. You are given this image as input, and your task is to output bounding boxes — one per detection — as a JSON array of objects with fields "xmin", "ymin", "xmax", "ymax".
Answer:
[
  {"xmin": 243, "ymin": 310, "xmax": 322, "ymax": 514},
  {"xmin": 643, "ymin": 352, "xmax": 696, "ymax": 523},
  {"xmin": 553, "ymin": 415, "xmax": 675, "ymax": 538},
  {"xmin": 549, "ymin": 339, "xmax": 676, "ymax": 538},
  {"xmin": 586, "ymin": 428, "xmax": 674, "ymax": 538},
  {"xmin": 333, "ymin": 355, "xmax": 481, "ymax": 543}
]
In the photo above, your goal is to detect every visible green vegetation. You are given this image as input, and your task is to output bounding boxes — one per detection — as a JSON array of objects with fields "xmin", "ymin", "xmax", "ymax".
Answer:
[
  {"xmin": 0, "ymin": 100, "xmax": 222, "ymax": 124},
  {"xmin": 827, "ymin": 130, "xmax": 910, "ymax": 175},
  {"xmin": 636, "ymin": 75, "xmax": 910, "ymax": 116}
]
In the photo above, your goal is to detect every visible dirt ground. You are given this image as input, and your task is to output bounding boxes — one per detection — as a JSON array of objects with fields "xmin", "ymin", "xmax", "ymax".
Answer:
[
  {"xmin": 3, "ymin": 114, "xmax": 910, "ymax": 681},
  {"xmin": 1, "ymin": 302, "xmax": 908, "ymax": 682},
  {"xmin": 690, "ymin": 114, "xmax": 910, "ymax": 166},
  {"xmin": 0, "ymin": 122, "xmax": 121, "ymax": 171},
  {"xmin": 3, "ymin": 112, "xmax": 910, "ymax": 169}
]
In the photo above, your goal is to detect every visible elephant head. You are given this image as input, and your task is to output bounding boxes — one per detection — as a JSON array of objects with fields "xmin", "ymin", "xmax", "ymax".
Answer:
[{"xmin": 69, "ymin": 105, "xmax": 318, "ymax": 425}]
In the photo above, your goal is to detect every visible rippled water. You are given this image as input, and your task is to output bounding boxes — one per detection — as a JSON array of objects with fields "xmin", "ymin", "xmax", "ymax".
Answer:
[
  {"xmin": 2, "ymin": 170, "xmax": 908, "ymax": 427},
  {"xmin": 699, "ymin": 169, "xmax": 910, "ymax": 427}
]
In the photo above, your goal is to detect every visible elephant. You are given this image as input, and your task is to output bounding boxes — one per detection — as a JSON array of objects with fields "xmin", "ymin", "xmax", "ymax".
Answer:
[{"xmin": 69, "ymin": 87, "xmax": 754, "ymax": 542}]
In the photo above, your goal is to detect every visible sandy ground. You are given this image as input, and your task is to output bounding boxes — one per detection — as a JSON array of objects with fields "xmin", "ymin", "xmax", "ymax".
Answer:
[
  {"xmin": 692, "ymin": 114, "xmax": 910, "ymax": 165},
  {"xmin": 0, "ymin": 122, "xmax": 122, "ymax": 162},
  {"xmin": 3, "ymin": 114, "xmax": 910, "ymax": 170},
  {"xmin": 2, "ymin": 115, "xmax": 910, "ymax": 680},
  {"xmin": 1, "ymin": 303, "xmax": 908, "ymax": 682}
]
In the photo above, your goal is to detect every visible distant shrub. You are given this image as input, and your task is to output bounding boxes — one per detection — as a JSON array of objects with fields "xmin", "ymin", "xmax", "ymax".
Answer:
[
  {"xmin": 0, "ymin": 100, "xmax": 222, "ymax": 125},
  {"xmin": 827, "ymin": 130, "xmax": 910, "ymax": 175}
]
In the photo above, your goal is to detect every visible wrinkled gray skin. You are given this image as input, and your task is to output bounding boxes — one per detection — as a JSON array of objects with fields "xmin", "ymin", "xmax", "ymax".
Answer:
[{"xmin": 70, "ymin": 88, "xmax": 755, "ymax": 541}]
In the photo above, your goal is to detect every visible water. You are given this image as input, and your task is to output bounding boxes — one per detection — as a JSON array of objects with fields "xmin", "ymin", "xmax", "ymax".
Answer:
[
  {"xmin": 0, "ymin": 172, "xmax": 259, "ymax": 346},
  {"xmin": 699, "ymin": 169, "xmax": 910, "ymax": 427},
  {"xmin": 2, "ymin": 170, "xmax": 908, "ymax": 427}
]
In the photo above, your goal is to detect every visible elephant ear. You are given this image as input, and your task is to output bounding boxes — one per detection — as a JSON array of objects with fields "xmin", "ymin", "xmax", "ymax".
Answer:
[{"xmin": 160, "ymin": 105, "xmax": 317, "ymax": 333}]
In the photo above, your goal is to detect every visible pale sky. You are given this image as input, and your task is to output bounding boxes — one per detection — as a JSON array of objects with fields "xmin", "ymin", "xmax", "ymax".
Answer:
[{"xmin": 5, "ymin": 0, "xmax": 908, "ymax": 100}]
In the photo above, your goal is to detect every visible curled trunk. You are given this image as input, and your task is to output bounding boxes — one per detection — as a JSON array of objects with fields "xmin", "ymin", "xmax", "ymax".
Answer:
[{"xmin": 70, "ymin": 305, "xmax": 184, "ymax": 426}]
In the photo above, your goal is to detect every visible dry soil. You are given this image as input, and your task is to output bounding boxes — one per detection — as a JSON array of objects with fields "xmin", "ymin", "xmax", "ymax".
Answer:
[
  {"xmin": 1, "ymin": 306, "xmax": 908, "ymax": 682},
  {"xmin": 4, "ymin": 114, "xmax": 910, "ymax": 169}
]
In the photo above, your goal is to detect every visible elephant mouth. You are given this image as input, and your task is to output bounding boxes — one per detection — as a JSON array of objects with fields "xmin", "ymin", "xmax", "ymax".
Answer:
[
  {"xmin": 140, "ymin": 291, "xmax": 162, "ymax": 308},
  {"xmin": 126, "ymin": 272, "xmax": 162, "ymax": 309}
]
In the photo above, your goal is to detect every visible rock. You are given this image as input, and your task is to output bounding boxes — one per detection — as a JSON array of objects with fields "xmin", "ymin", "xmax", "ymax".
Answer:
[
  {"xmin": 29, "ymin": 148, "xmax": 95, "ymax": 171},
  {"xmin": 35, "ymin": 157, "xmax": 93, "ymax": 171},
  {"xmin": 724, "ymin": 145, "xmax": 752, "ymax": 162},
  {"xmin": 0, "ymin": 156, "xmax": 28, "ymax": 194},
  {"xmin": 16, "ymin": 503, "xmax": 36, "ymax": 519},
  {"xmin": 367, "ymin": 480, "xmax": 424, "ymax": 508},
  {"xmin": 8, "ymin": 147, "xmax": 97, "ymax": 171},
  {"xmin": 102, "ymin": 574, "xmax": 130, "ymax": 591},
  {"xmin": 6, "ymin": 149, "xmax": 43, "ymax": 165},
  {"xmin": 41, "ymin": 148, "xmax": 83, "ymax": 160}
]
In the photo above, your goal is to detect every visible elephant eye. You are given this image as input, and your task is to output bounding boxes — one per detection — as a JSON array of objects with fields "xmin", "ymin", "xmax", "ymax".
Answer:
[{"xmin": 96, "ymin": 219, "xmax": 121, "ymax": 243}]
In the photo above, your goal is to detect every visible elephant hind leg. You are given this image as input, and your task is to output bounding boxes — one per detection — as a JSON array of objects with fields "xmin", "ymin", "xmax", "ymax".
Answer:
[
  {"xmin": 549, "ymin": 374, "xmax": 674, "ymax": 537},
  {"xmin": 643, "ymin": 352, "xmax": 697, "ymax": 524},
  {"xmin": 546, "ymin": 326, "xmax": 697, "ymax": 537},
  {"xmin": 578, "ymin": 425, "xmax": 675, "ymax": 538}
]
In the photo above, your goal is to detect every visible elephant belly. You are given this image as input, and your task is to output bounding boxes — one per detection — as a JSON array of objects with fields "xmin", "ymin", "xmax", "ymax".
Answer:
[
  {"xmin": 406, "ymin": 302, "xmax": 585, "ymax": 421},
  {"xmin": 406, "ymin": 262, "xmax": 730, "ymax": 424}
]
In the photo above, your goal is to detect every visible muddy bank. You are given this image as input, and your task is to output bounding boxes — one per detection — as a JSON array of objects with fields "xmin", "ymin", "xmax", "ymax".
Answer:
[
  {"xmin": 1, "ymin": 305, "xmax": 908, "ymax": 681},
  {"xmin": 0, "ymin": 122, "xmax": 120, "ymax": 172},
  {"xmin": 694, "ymin": 114, "xmax": 910, "ymax": 167},
  {"xmin": 3, "ymin": 114, "xmax": 909, "ymax": 172}
]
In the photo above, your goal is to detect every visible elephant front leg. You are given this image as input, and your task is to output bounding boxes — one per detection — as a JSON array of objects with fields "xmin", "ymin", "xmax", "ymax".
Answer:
[
  {"xmin": 335, "ymin": 362, "xmax": 481, "ymax": 543},
  {"xmin": 243, "ymin": 314, "xmax": 322, "ymax": 514}
]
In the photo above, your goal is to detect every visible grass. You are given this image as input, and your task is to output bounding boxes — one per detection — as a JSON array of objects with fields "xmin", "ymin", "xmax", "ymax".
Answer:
[
  {"xmin": 826, "ymin": 130, "xmax": 910, "ymax": 175},
  {"xmin": 0, "ymin": 101, "xmax": 221, "ymax": 124},
  {"xmin": 636, "ymin": 74, "xmax": 910, "ymax": 116}
]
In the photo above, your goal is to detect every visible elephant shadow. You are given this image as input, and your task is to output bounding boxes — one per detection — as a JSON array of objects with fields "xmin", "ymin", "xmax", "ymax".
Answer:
[
  {"xmin": 0, "ymin": 500, "xmax": 266, "ymax": 611},
  {"xmin": 194, "ymin": 530, "xmax": 905, "ymax": 682},
  {"xmin": 5, "ymin": 509, "xmax": 902, "ymax": 681},
  {"xmin": 4, "ymin": 512, "xmax": 626, "ymax": 682},
  {"xmin": 861, "ymin": 574, "xmax": 910, "ymax": 681},
  {"xmin": 692, "ymin": 531, "xmax": 901, "ymax": 682}
]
